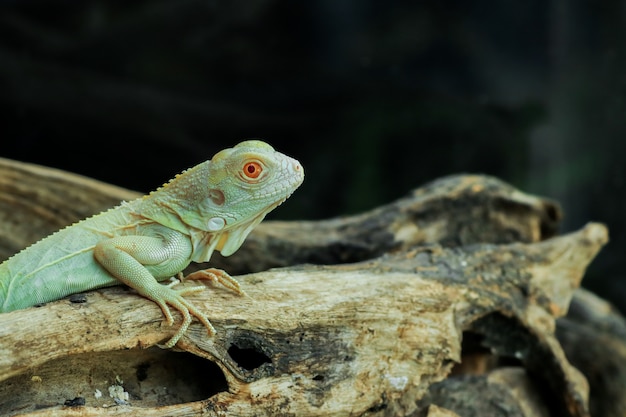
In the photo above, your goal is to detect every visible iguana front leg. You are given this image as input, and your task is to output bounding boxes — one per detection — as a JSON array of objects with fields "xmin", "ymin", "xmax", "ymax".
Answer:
[
  {"xmin": 93, "ymin": 227, "xmax": 218, "ymax": 347},
  {"xmin": 183, "ymin": 268, "xmax": 243, "ymax": 295}
]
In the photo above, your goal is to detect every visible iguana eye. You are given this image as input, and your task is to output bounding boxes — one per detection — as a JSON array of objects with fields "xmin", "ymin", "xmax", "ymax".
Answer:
[{"xmin": 243, "ymin": 161, "xmax": 262, "ymax": 179}]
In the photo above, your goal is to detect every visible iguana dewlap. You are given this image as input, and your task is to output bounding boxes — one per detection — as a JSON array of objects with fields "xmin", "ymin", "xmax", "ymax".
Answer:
[{"xmin": 0, "ymin": 140, "xmax": 304, "ymax": 347}]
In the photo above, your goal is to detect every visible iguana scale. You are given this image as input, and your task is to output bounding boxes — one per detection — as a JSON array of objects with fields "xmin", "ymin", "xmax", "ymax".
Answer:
[{"xmin": 0, "ymin": 140, "xmax": 304, "ymax": 347}]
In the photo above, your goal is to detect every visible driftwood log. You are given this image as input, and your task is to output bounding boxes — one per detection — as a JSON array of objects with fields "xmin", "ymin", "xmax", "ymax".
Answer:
[{"xmin": 0, "ymin": 157, "xmax": 619, "ymax": 417}]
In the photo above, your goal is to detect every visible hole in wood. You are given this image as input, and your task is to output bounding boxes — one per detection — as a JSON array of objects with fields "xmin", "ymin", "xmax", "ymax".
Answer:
[
  {"xmin": 0, "ymin": 348, "xmax": 227, "ymax": 416},
  {"xmin": 227, "ymin": 343, "xmax": 272, "ymax": 371},
  {"xmin": 452, "ymin": 331, "xmax": 523, "ymax": 376}
]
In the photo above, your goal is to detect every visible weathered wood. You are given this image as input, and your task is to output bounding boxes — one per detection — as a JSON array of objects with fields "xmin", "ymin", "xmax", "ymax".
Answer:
[
  {"xmin": 207, "ymin": 173, "xmax": 563, "ymax": 274},
  {"xmin": 418, "ymin": 368, "xmax": 552, "ymax": 417},
  {"xmin": 0, "ymin": 158, "xmax": 613, "ymax": 416},
  {"xmin": 0, "ymin": 224, "xmax": 606, "ymax": 416},
  {"xmin": 556, "ymin": 289, "xmax": 626, "ymax": 417}
]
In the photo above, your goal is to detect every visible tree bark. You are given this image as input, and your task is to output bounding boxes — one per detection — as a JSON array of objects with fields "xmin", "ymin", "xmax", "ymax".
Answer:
[{"xmin": 0, "ymin": 158, "xmax": 615, "ymax": 416}]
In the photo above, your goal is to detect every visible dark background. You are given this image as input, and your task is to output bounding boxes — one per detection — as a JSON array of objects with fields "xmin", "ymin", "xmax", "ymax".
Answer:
[{"xmin": 1, "ymin": 1, "xmax": 625, "ymax": 309}]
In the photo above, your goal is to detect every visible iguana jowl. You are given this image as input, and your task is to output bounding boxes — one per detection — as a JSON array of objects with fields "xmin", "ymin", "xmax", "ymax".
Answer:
[{"xmin": 0, "ymin": 140, "xmax": 304, "ymax": 347}]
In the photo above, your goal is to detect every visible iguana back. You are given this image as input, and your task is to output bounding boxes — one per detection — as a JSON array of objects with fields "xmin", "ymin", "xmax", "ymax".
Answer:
[{"xmin": 0, "ymin": 200, "xmax": 143, "ymax": 311}]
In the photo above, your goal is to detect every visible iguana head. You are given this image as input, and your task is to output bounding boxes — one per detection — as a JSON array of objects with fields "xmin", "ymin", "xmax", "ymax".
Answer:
[{"xmin": 140, "ymin": 140, "xmax": 304, "ymax": 261}]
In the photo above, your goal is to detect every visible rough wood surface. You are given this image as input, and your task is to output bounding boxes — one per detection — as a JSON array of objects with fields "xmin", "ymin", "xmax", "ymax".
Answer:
[
  {"xmin": 0, "ymin": 158, "xmax": 616, "ymax": 417},
  {"xmin": 557, "ymin": 289, "xmax": 626, "ymax": 417}
]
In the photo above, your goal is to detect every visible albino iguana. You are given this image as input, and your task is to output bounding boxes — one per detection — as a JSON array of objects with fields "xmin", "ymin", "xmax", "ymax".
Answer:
[{"xmin": 0, "ymin": 140, "xmax": 304, "ymax": 347}]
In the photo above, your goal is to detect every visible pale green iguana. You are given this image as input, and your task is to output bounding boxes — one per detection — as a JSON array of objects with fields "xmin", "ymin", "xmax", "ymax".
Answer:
[{"xmin": 0, "ymin": 140, "xmax": 304, "ymax": 347}]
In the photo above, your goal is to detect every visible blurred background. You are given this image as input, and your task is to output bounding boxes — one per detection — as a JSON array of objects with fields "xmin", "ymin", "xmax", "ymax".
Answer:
[{"xmin": 1, "ymin": 1, "xmax": 624, "ymax": 309}]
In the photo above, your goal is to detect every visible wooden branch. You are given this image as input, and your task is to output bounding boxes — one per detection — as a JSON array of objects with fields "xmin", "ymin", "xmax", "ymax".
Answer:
[
  {"xmin": 0, "ymin": 224, "xmax": 606, "ymax": 416},
  {"xmin": 0, "ymin": 158, "xmax": 562, "ymax": 270},
  {"xmin": 556, "ymin": 289, "xmax": 626, "ymax": 417},
  {"xmin": 0, "ymin": 158, "xmax": 614, "ymax": 416}
]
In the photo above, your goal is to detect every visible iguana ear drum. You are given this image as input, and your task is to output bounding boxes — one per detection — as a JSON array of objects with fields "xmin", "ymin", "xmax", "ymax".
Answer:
[{"xmin": 207, "ymin": 189, "xmax": 225, "ymax": 206}]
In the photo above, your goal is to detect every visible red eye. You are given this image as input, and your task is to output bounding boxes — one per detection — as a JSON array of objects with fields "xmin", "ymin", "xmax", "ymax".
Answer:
[{"xmin": 243, "ymin": 161, "xmax": 262, "ymax": 179}]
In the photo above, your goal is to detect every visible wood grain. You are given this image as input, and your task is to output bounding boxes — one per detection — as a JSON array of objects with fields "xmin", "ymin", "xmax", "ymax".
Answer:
[{"xmin": 0, "ymin": 158, "xmax": 613, "ymax": 416}]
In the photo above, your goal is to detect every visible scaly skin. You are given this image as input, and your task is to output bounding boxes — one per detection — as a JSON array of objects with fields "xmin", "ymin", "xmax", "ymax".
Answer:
[{"xmin": 0, "ymin": 140, "xmax": 304, "ymax": 347}]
